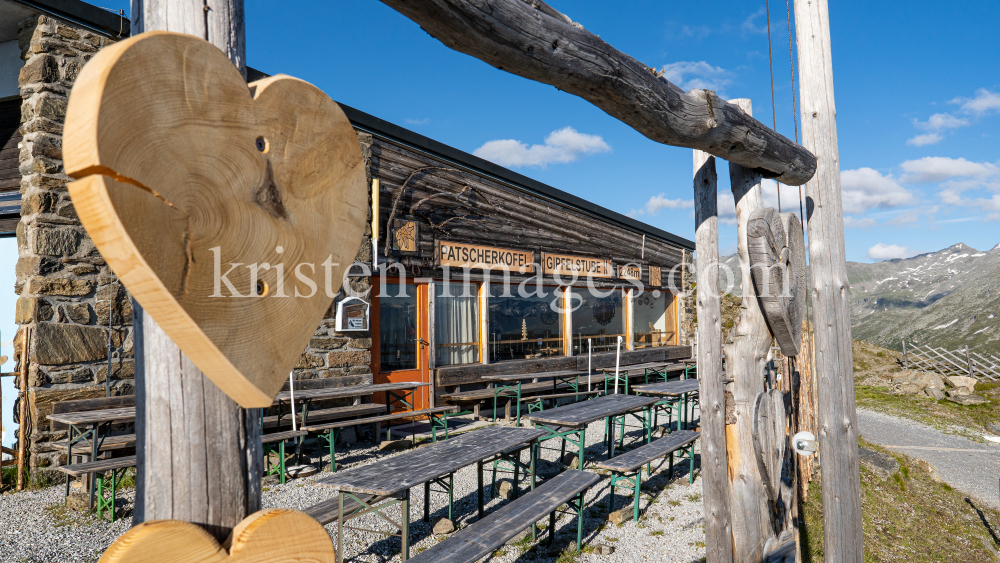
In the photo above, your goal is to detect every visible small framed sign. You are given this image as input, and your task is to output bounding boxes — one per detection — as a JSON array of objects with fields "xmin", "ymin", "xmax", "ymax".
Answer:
[
  {"xmin": 336, "ymin": 297, "xmax": 370, "ymax": 332},
  {"xmin": 392, "ymin": 219, "xmax": 419, "ymax": 253},
  {"xmin": 649, "ymin": 266, "xmax": 662, "ymax": 287}
]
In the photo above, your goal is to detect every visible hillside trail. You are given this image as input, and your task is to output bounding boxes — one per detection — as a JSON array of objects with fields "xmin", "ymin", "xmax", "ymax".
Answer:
[{"xmin": 857, "ymin": 407, "xmax": 1000, "ymax": 510}]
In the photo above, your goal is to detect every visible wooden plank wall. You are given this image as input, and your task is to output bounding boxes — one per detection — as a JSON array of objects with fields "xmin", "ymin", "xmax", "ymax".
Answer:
[
  {"xmin": 369, "ymin": 138, "xmax": 685, "ymax": 284},
  {"xmin": 0, "ymin": 98, "xmax": 20, "ymax": 194}
]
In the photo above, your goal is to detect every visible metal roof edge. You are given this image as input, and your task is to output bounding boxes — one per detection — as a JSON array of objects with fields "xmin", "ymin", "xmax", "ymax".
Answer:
[
  {"xmin": 338, "ymin": 102, "xmax": 695, "ymax": 251},
  {"xmin": 13, "ymin": 0, "xmax": 130, "ymax": 38}
]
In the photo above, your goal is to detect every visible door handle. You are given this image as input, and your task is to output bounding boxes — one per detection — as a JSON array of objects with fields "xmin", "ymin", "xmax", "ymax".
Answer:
[{"xmin": 412, "ymin": 338, "xmax": 429, "ymax": 347}]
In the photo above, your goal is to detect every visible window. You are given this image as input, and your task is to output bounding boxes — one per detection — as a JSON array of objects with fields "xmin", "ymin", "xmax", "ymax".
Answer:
[
  {"xmin": 434, "ymin": 282, "xmax": 480, "ymax": 366},
  {"xmin": 572, "ymin": 287, "xmax": 626, "ymax": 354},
  {"xmin": 488, "ymin": 285, "xmax": 563, "ymax": 361},
  {"xmin": 634, "ymin": 291, "xmax": 676, "ymax": 348},
  {"xmin": 378, "ymin": 283, "xmax": 417, "ymax": 372}
]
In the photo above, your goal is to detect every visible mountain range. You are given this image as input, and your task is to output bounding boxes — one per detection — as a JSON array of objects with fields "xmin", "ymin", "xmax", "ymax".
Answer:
[{"xmin": 710, "ymin": 243, "xmax": 1000, "ymax": 353}]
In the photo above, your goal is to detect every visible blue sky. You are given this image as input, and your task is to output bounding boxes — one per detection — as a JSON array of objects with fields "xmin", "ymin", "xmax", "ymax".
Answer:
[{"xmin": 3, "ymin": 1, "xmax": 1000, "ymax": 446}]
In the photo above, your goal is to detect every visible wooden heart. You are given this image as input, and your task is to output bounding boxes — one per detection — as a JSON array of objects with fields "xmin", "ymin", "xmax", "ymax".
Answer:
[
  {"xmin": 752, "ymin": 389, "xmax": 788, "ymax": 506},
  {"xmin": 64, "ymin": 32, "xmax": 367, "ymax": 407},
  {"xmin": 99, "ymin": 509, "xmax": 336, "ymax": 563},
  {"xmin": 747, "ymin": 208, "xmax": 806, "ymax": 356}
]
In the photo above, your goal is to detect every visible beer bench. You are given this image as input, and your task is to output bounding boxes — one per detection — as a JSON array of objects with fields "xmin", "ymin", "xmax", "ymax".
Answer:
[
  {"xmin": 262, "ymin": 430, "xmax": 308, "ymax": 484},
  {"xmin": 57, "ymin": 455, "xmax": 136, "ymax": 522},
  {"xmin": 303, "ymin": 406, "xmax": 457, "ymax": 471},
  {"xmin": 262, "ymin": 403, "xmax": 387, "ymax": 431},
  {"xmin": 594, "ymin": 429, "xmax": 700, "ymax": 522},
  {"xmin": 406, "ymin": 469, "xmax": 601, "ymax": 562}
]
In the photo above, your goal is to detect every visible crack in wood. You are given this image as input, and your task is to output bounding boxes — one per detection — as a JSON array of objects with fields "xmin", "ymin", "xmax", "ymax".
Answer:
[{"xmin": 254, "ymin": 160, "xmax": 288, "ymax": 220}]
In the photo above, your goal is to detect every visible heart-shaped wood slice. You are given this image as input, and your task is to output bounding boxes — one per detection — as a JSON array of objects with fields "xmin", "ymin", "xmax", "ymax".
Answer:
[
  {"xmin": 747, "ymin": 208, "xmax": 806, "ymax": 356},
  {"xmin": 99, "ymin": 509, "xmax": 336, "ymax": 563},
  {"xmin": 64, "ymin": 32, "xmax": 368, "ymax": 407},
  {"xmin": 752, "ymin": 389, "xmax": 788, "ymax": 507}
]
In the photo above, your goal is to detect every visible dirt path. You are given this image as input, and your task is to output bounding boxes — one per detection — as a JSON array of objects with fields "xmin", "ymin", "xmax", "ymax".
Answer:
[{"xmin": 857, "ymin": 407, "xmax": 1000, "ymax": 509}]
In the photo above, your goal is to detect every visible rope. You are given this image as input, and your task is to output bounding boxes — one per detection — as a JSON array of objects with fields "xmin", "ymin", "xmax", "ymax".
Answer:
[
  {"xmin": 786, "ymin": 0, "xmax": 805, "ymax": 232},
  {"xmin": 765, "ymin": 0, "xmax": 781, "ymax": 212}
]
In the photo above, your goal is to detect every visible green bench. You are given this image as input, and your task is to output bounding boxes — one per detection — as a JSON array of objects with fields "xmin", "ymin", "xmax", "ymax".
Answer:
[
  {"xmin": 58, "ymin": 455, "xmax": 136, "ymax": 522},
  {"xmin": 594, "ymin": 429, "xmax": 699, "ymax": 522},
  {"xmin": 262, "ymin": 430, "xmax": 308, "ymax": 484}
]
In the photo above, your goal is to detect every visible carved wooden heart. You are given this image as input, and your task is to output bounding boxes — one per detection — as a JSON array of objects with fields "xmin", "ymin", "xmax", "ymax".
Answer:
[
  {"xmin": 747, "ymin": 208, "xmax": 806, "ymax": 356},
  {"xmin": 99, "ymin": 509, "xmax": 336, "ymax": 563},
  {"xmin": 64, "ymin": 32, "xmax": 367, "ymax": 407},
  {"xmin": 752, "ymin": 389, "xmax": 788, "ymax": 507}
]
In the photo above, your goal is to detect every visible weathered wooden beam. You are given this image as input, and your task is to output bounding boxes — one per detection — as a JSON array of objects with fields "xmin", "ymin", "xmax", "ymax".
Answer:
[
  {"xmin": 378, "ymin": 0, "xmax": 817, "ymax": 185},
  {"xmin": 794, "ymin": 0, "xmax": 864, "ymax": 560},
  {"xmin": 723, "ymin": 99, "xmax": 774, "ymax": 562},
  {"xmin": 131, "ymin": 0, "xmax": 262, "ymax": 541},
  {"xmin": 693, "ymin": 149, "xmax": 733, "ymax": 562}
]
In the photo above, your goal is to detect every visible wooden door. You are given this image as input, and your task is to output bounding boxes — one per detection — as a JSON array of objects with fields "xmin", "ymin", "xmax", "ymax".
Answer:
[{"xmin": 370, "ymin": 278, "xmax": 430, "ymax": 411}]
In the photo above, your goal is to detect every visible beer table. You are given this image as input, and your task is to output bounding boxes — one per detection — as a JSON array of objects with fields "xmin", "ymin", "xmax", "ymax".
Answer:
[
  {"xmin": 598, "ymin": 362, "xmax": 688, "ymax": 394},
  {"xmin": 524, "ymin": 394, "xmax": 659, "ymax": 470},
  {"xmin": 271, "ymin": 381, "xmax": 430, "ymax": 427},
  {"xmin": 47, "ymin": 407, "xmax": 136, "ymax": 509},
  {"xmin": 315, "ymin": 426, "xmax": 546, "ymax": 562},
  {"xmin": 482, "ymin": 369, "xmax": 599, "ymax": 426},
  {"xmin": 633, "ymin": 379, "xmax": 701, "ymax": 431}
]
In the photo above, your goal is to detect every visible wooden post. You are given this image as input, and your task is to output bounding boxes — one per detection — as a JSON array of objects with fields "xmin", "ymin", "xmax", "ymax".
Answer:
[
  {"xmin": 723, "ymin": 99, "xmax": 774, "ymax": 563},
  {"xmin": 794, "ymin": 0, "xmax": 865, "ymax": 560},
  {"xmin": 693, "ymin": 149, "xmax": 734, "ymax": 562},
  {"xmin": 902, "ymin": 339, "xmax": 909, "ymax": 370},
  {"xmin": 16, "ymin": 327, "xmax": 29, "ymax": 491},
  {"xmin": 131, "ymin": 1, "xmax": 261, "ymax": 541}
]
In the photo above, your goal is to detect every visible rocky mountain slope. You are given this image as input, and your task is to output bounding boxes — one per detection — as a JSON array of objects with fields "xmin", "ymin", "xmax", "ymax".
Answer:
[
  {"xmin": 848, "ymin": 243, "xmax": 1000, "ymax": 353},
  {"xmin": 708, "ymin": 242, "xmax": 1000, "ymax": 353}
]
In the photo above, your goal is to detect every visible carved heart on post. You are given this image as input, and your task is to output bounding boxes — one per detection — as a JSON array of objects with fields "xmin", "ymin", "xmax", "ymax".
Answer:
[
  {"xmin": 747, "ymin": 208, "xmax": 806, "ymax": 356},
  {"xmin": 64, "ymin": 32, "xmax": 368, "ymax": 407},
  {"xmin": 99, "ymin": 509, "xmax": 336, "ymax": 563},
  {"xmin": 752, "ymin": 389, "xmax": 788, "ymax": 508}
]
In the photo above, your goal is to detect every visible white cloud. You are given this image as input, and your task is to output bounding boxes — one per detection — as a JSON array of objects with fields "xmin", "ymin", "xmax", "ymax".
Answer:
[
  {"xmin": 717, "ymin": 192, "xmax": 737, "ymax": 225},
  {"xmin": 952, "ymin": 89, "xmax": 1000, "ymax": 115},
  {"xmin": 843, "ymin": 216, "xmax": 877, "ymax": 229},
  {"xmin": 405, "ymin": 117, "xmax": 430, "ymax": 125},
  {"xmin": 900, "ymin": 157, "xmax": 1000, "ymax": 183},
  {"xmin": 906, "ymin": 133, "xmax": 943, "ymax": 147},
  {"xmin": 473, "ymin": 127, "xmax": 611, "ymax": 168},
  {"xmin": 867, "ymin": 243, "xmax": 915, "ymax": 261},
  {"xmin": 659, "ymin": 61, "xmax": 731, "ymax": 93},
  {"xmin": 916, "ymin": 113, "xmax": 969, "ymax": 131},
  {"xmin": 741, "ymin": 8, "xmax": 767, "ymax": 34},
  {"xmin": 839, "ymin": 168, "xmax": 916, "ymax": 214},
  {"xmin": 630, "ymin": 193, "xmax": 693, "ymax": 216}
]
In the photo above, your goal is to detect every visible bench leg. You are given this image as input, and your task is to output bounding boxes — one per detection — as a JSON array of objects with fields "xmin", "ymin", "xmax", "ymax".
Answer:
[
  {"xmin": 632, "ymin": 471, "xmax": 642, "ymax": 522},
  {"xmin": 689, "ymin": 444, "xmax": 696, "ymax": 484},
  {"xmin": 607, "ymin": 474, "xmax": 616, "ymax": 514},
  {"xmin": 576, "ymin": 491, "xmax": 586, "ymax": 552},
  {"xmin": 448, "ymin": 473, "xmax": 454, "ymax": 522},
  {"xmin": 473, "ymin": 402, "xmax": 480, "ymax": 421},
  {"xmin": 512, "ymin": 452, "xmax": 520, "ymax": 500},
  {"xmin": 423, "ymin": 481, "xmax": 430, "ymax": 523},
  {"xmin": 477, "ymin": 460, "xmax": 484, "ymax": 520},
  {"xmin": 548, "ymin": 510, "xmax": 556, "ymax": 545},
  {"xmin": 401, "ymin": 489, "xmax": 410, "ymax": 561}
]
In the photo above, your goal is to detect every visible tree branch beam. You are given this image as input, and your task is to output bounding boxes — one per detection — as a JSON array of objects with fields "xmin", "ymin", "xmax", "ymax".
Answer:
[{"xmin": 379, "ymin": 0, "xmax": 816, "ymax": 185}]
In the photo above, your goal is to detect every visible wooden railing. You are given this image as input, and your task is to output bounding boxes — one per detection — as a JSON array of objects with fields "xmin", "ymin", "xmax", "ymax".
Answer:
[{"xmin": 903, "ymin": 341, "xmax": 999, "ymax": 381}]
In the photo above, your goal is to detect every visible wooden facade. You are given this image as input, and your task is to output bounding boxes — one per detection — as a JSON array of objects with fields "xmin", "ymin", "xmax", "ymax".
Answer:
[{"xmin": 347, "ymin": 106, "xmax": 695, "ymax": 408}]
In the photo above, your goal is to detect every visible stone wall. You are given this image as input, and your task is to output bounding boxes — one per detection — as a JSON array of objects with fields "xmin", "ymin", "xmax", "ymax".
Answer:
[
  {"xmin": 13, "ymin": 14, "xmax": 130, "ymax": 484},
  {"xmin": 11, "ymin": 16, "xmax": 375, "ymax": 483},
  {"xmin": 678, "ymin": 248, "xmax": 696, "ymax": 349}
]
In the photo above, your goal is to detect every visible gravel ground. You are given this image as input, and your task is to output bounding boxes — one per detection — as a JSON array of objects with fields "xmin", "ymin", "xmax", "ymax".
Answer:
[
  {"xmin": 1, "ymin": 412, "xmax": 707, "ymax": 563},
  {"xmin": 857, "ymin": 407, "xmax": 1000, "ymax": 510}
]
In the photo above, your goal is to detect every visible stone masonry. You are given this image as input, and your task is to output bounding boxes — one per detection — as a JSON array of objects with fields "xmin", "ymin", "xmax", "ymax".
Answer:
[{"xmin": 12, "ymin": 16, "xmax": 375, "ymax": 484}]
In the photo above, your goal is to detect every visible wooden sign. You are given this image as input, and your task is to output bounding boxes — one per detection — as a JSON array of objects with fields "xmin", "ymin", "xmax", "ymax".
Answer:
[
  {"xmin": 617, "ymin": 263, "xmax": 642, "ymax": 281},
  {"xmin": 391, "ymin": 219, "xmax": 418, "ymax": 253},
  {"xmin": 541, "ymin": 253, "xmax": 611, "ymax": 277},
  {"xmin": 436, "ymin": 241, "xmax": 534, "ymax": 272},
  {"xmin": 99, "ymin": 509, "xmax": 336, "ymax": 562},
  {"xmin": 649, "ymin": 266, "xmax": 662, "ymax": 287},
  {"xmin": 63, "ymin": 32, "xmax": 368, "ymax": 407}
]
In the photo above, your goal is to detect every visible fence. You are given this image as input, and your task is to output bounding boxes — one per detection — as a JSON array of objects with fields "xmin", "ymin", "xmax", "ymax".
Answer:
[{"xmin": 903, "ymin": 341, "xmax": 1000, "ymax": 381}]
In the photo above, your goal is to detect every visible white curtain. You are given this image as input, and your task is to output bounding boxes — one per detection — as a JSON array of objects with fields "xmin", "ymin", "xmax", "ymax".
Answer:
[{"xmin": 435, "ymin": 283, "xmax": 480, "ymax": 366}]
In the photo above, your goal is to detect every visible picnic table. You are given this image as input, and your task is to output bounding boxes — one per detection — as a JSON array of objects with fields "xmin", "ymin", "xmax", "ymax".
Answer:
[
  {"xmin": 633, "ymin": 379, "xmax": 701, "ymax": 431},
  {"xmin": 315, "ymin": 426, "xmax": 546, "ymax": 562},
  {"xmin": 482, "ymin": 369, "xmax": 600, "ymax": 426},
  {"xmin": 271, "ymin": 381, "xmax": 430, "ymax": 428},
  {"xmin": 47, "ymin": 407, "xmax": 136, "ymax": 509},
  {"xmin": 598, "ymin": 362, "xmax": 688, "ymax": 394},
  {"xmin": 524, "ymin": 394, "xmax": 659, "ymax": 470}
]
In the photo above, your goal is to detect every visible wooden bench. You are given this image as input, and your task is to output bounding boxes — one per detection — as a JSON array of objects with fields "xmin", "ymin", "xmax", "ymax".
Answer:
[
  {"xmin": 58, "ymin": 455, "xmax": 136, "ymax": 522},
  {"xmin": 262, "ymin": 430, "xmax": 308, "ymax": 484},
  {"xmin": 593, "ymin": 429, "xmax": 700, "ymax": 522},
  {"xmin": 262, "ymin": 403, "xmax": 387, "ymax": 431},
  {"xmin": 406, "ymin": 469, "xmax": 601, "ymax": 561},
  {"xmin": 303, "ymin": 406, "xmax": 457, "ymax": 471},
  {"xmin": 524, "ymin": 390, "xmax": 603, "ymax": 414},
  {"xmin": 302, "ymin": 493, "xmax": 375, "ymax": 526},
  {"xmin": 51, "ymin": 433, "xmax": 136, "ymax": 453}
]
